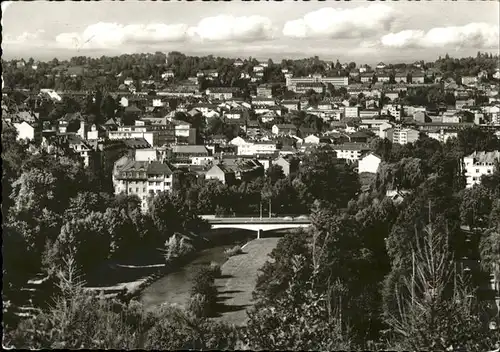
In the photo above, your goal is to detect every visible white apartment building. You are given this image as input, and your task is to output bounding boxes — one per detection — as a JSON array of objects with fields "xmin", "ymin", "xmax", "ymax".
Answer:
[
  {"xmin": 237, "ymin": 141, "xmax": 279, "ymax": 156},
  {"xmin": 332, "ymin": 143, "xmax": 371, "ymax": 163},
  {"xmin": 286, "ymin": 74, "xmax": 349, "ymax": 91},
  {"xmin": 388, "ymin": 127, "xmax": 419, "ymax": 145},
  {"xmin": 113, "ymin": 157, "xmax": 175, "ymax": 212},
  {"xmin": 463, "ymin": 151, "xmax": 500, "ymax": 188},
  {"xmin": 427, "ymin": 129, "xmax": 458, "ymax": 143},
  {"xmin": 344, "ymin": 106, "xmax": 359, "ymax": 118}
]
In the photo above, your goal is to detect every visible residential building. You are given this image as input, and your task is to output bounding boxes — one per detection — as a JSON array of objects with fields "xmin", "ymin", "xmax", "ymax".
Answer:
[
  {"xmin": 135, "ymin": 148, "xmax": 161, "ymax": 162},
  {"xmin": 237, "ymin": 141, "xmax": 279, "ymax": 156},
  {"xmin": 282, "ymin": 100, "xmax": 300, "ymax": 111},
  {"xmin": 253, "ymin": 97, "xmax": 276, "ymax": 106},
  {"xmin": 13, "ymin": 121, "xmax": 40, "ymax": 142},
  {"xmin": 360, "ymin": 73, "xmax": 374, "ymax": 83},
  {"xmin": 108, "ymin": 122, "xmax": 176, "ymax": 147},
  {"xmin": 257, "ymin": 84, "xmax": 275, "ymax": 98},
  {"xmin": 427, "ymin": 128, "xmax": 458, "ymax": 143},
  {"xmin": 295, "ymin": 82, "xmax": 325, "ymax": 94},
  {"xmin": 344, "ymin": 106, "xmax": 359, "ymax": 118},
  {"xmin": 206, "ymin": 87, "xmax": 240, "ymax": 100},
  {"xmin": 332, "ymin": 143, "xmax": 371, "ymax": 162},
  {"xmin": 394, "ymin": 73, "xmax": 408, "ymax": 83},
  {"xmin": 272, "ymin": 123, "xmax": 297, "ymax": 136},
  {"xmin": 205, "ymin": 164, "xmax": 236, "ymax": 185},
  {"xmin": 411, "ymin": 72, "xmax": 425, "ymax": 84},
  {"xmin": 169, "ymin": 145, "xmax": 213, "ymax": 165},
  {"xmin": 113, "ymin": 157, "xmax": 175, "ymax": 212},
  {"xmin": 387, "ymin": 127, "xmax": 419, "ymax": 145},
  {"xmin": 286, "ymin": 74, "xmax": 348, "ymax": 91},
  {"xmin": 273, "ymin": 156, "xmax": 299, "ymax": 177},
  {"xmin": 358, "ymin": 152, "xmax": 382, "ymax": 174},
  {"xmin": 463, "ymin": 151, "xmax": 500, "ymax": 188},
  {"xmin": 377, "ymin": 74, "xmax": 391, "ymax": 83},
  {"xmin": 461, "ymin": 76, "xmax": 477, "ymax": 86}
]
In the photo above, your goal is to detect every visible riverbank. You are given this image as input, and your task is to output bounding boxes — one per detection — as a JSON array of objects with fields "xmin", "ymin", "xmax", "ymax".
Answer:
[
  {"xmin": 212, "ymin": 237, "xmax": 280, "ymax": 326},
  {"xmin": 84, "ymin": 229, "xmax": 256, "ymax": 305}
]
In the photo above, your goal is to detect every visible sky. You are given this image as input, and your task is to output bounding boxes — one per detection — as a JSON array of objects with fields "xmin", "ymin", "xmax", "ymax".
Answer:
[{"xmin": 2, "ymin": 0, "xmax": 499, "ymax": 65}]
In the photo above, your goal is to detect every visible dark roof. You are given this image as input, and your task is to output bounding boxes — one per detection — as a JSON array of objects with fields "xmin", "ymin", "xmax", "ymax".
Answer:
[
  {"xmin": 121, "ymin": 138, "xmax": 151, "ymax": 149},
  {"xmin": 125, "ymin": 105, "xmax": 142, "ymax": 113},
  {"xmin": 104, "ymin": 118, "xmax": 118, "ymax": 126},
  {"xmin": 120, "ymin": 160, "xmax": 174, "ymax": 176}
]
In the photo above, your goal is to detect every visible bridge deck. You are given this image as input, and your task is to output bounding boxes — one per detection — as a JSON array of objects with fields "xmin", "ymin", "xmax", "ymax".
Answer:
[{"xmin": 205, "ymin": 217, "xmax": 310, "ymax": 224}]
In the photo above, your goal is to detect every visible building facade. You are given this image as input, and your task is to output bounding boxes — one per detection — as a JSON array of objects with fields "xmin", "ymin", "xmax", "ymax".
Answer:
[{"xmin": 463, "ymin": 151, "xmax": 500, "ymax": 188}]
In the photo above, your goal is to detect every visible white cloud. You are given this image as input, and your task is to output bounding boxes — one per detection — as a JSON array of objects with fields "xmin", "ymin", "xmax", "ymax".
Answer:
[
  {"xmin": 381, "ymin": 23, "xmax": 499, "ymax": 49},
  {"xmin": 282, "ymin": 5, "xmax": 397, "ymax": 39},
  {"xmin": 55, "ymin": 22, "xmax": 190, "ymax": 49},
  {"xmin": 54, "ymin": 15, "xmax": 274, "ymax": 50},
  {"xmin": 4, "ymin": 29, "xmax": 45, "ymax": 44},
  {"xmin": 187, "ymin": 15, "xmax": 274, "ymax": 41}
]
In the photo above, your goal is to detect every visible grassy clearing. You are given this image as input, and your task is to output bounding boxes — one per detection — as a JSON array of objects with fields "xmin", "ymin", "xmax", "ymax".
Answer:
[{"xmin": 213, "ymin": 237, "xmax": 280, "ymax": 326}]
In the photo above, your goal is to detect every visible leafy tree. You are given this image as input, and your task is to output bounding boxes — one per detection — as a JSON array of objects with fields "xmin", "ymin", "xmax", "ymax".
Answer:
[
  {"xmin": 298, "ymin": 146, "xmax": 360, "ymax": 209},
  {"xmin": 265, "ymin": 164, "xmax": 285, "ymax": 184},
  {"xmin": 460, "ymin": 185, "xmax": 493, "ymax": 229}
]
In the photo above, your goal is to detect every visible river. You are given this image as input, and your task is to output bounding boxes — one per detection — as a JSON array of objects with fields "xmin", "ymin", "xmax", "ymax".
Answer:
[{"xmin": 139, "ymin": 230, "xmax": 253, "ymax": 312}]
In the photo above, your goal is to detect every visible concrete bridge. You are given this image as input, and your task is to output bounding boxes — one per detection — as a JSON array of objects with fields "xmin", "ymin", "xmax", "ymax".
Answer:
[{"xmin": 201, "ymin": 215, "xmax": 311, "ymax": 238}]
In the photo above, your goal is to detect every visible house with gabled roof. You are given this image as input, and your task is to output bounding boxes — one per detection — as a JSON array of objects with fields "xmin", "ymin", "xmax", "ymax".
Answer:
[
  {"xmin": 205, "ymin": 163, "xmax": 236, "ymax": 185},
  {"xmin": 358, "ymin": 152, "xmax": 382, "ymax": 174}
]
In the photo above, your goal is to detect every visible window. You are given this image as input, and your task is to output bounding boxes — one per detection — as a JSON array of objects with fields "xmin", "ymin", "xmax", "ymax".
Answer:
[
  {"xmin": 135, "ymin": 188, "xmax": 139, "ymax": 192},
  {"xmin": 476, "ymin": 169, "xmax": 479, "ymax": 173},
  {"xmin": 128, "ymin": 188, "xmax": 132, "ymax": 192}
]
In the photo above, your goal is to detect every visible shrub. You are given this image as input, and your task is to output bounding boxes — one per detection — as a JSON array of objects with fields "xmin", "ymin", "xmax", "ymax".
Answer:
[
  {"xmin": 187, "ymin": 293, "xmax": 209, "ymax": 318},
  {"xmin": 190, "ymin": 266, "xmax": 218, "ymax": 316},
  {"xmin": 209, "ymin": 261, "xmax": 222, "ymax": 278},
  {"xmin": 224, "ymin": 245, "xmax": 243, "ymax": 257},
  {"xmin": 163, "ymin": 234, "xmax": 195, "ymax": 263}
]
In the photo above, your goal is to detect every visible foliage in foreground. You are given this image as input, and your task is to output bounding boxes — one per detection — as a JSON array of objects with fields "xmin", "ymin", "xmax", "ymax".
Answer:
[{"xmin": 3, "ymin": 258, "xmax": 242, "ymax": 350}]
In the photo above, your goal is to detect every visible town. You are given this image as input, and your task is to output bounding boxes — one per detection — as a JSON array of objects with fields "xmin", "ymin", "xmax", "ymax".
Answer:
[{"xmin": 2, "ymin": 50, "xmax": 500, "ymax": 350}]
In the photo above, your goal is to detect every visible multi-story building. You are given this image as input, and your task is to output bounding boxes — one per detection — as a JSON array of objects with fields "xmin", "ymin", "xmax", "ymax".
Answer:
[
  {"xmin": 113, "ymin": 156, "xmax": 176, "ymax": 212},
  {"xmin": 332, "ymin": 143, "xmax": 371, "ymax": 163},
  {"xmin": 295, "ymin": 82, "xmax": 325, "ymax": 94},
  {"xmin": 286, "ymin": 74, "xmax": 348, "ymax": 92},
  {"xmin": 463, "ymin": 150, "xmax": 500, "ymax": 188},
  {"xmin": 205, "ymin": 87, "xmax": 240, "ymax": 100},
  {"xmin": 169, "ymin": 145, "xmax": 212, "ymax": 165},
  {"xmin": 360, "ymin": 73, "xmax": 374, "ymax": 83},
  {"xmin": 387, "ymin": 127, "xmax": 419, "ymax": 145},
  {"xmin": 344, "ymin": 106, "xmax": 359, "ymax": 118},
  {"xmin": 256, "ymin": 84, "xmax": 275, "ymax": 98},
  {"xmin": 237, "ymin": 141, "xmax": 279, "ymax": 156},
  {"xmin": 108, "ymin": 121, "xmax": 175, "ymax": 147},
  {"xmin": 426, "ymin": 128, "xmax": 458, "ymax": 143},
  {"xmin": 461, "ymin": 76, "xmax": 477, "ymax": 86}
]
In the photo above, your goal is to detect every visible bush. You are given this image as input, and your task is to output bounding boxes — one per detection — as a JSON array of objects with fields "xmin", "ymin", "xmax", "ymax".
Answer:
[
  {"xmin": 224, "ymin": 245, "xmax": 243, "ymax": 257},
  {"xmin": 187, "ymin": 293, "xmax": 209, "ymax": 318},
  {"xmin": 163, "ymin": 234, "xmax": 195, "ymax": 263},
  {"xmin": 190, "ymin": 266, "xmax": 218, "ymax": 316},
  {"xmin": 209, "ymin": 261, "xmax": 222, "ymax": 278}
]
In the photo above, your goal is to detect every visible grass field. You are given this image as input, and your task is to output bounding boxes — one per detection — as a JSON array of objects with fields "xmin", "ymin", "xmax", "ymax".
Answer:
[{"xmin": 212, "ymin": 237, "xmax": 280, "ymax": 326}]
